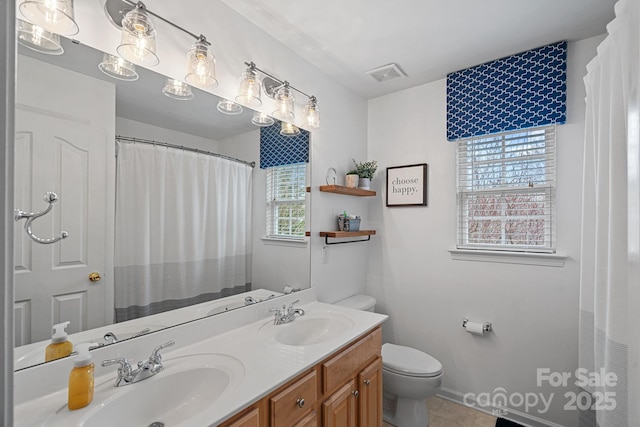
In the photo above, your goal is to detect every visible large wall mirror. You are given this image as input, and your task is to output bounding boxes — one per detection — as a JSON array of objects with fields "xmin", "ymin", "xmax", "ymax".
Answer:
[{"xmin": 13, "ymin": 36, "xmax": 311, "ymax": 371}]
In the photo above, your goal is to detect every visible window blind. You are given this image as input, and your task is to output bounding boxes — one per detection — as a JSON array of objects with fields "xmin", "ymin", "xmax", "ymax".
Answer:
[
  {"xmin": 266, "ymin": 163, "xmax": 307, "ymax": 239},
  {"xmin": 260, "ymin": 123, "xmax": 309, "ymax": 169},
  {"xmin": 457, "ymin": 126, "xmax": 556, "ymax": 252}
]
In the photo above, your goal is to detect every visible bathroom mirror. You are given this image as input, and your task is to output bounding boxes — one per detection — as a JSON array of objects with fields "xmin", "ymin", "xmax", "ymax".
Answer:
[{"xmin": 13, "ymin": 37, "xmax": 311, "ymax": 370}]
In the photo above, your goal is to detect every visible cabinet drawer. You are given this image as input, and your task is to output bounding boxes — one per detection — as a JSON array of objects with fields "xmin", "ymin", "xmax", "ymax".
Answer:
[
  {"xmin": 270, "ymin": 370, "xmax": 317, "ymax": 427},
  {"xmin": 322, "ymin": 327, "xmax": 382, "ymax": 395}
]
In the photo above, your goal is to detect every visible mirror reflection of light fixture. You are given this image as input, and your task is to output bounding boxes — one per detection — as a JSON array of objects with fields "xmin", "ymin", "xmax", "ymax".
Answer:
[
  {"xmin": 303, "ymin": 96, "xmax": 320, "ymax": 129},
  {"xmin": 162, "ymin": 79, "xmax": 194, "ymax": 100},
  {"xmin": 217, "ymin": 99, "xmax": 243, "ymax": 115},
  {"xmin": 185, "ymin": 36, "xmax": 218, "ymax": 89},
  {"xmin": 251, "ymin": 111, "xmax": 274, "ymax": 127},
  {"xmin": 117, "ymin": 3, "xmax": 159, "ymax": 67},
  {"xmin": 17, "ymin": 20, "xmax": 64, "ymax": 55},
  {"xmin": 235, "ymin": 63, "xmax": 261, "ymax": 108},
  {"xmin": 280, "ymin": 122, "xmax": 301, "ymax": 137},
  {"xmin": 19, "ymin": 0, "xmax": 79, "ymax": 36},
  {"xmin": 273, "ymin": 82, "xmax": 295, "ymax": 121},
  {"xmin": 98, "ymin": 53, "xmax": 138, "ymax": 81}
]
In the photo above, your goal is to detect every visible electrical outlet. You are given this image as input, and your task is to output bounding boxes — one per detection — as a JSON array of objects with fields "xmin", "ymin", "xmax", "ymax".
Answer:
[{"xmin": 322, "ymin": 246, "xmax": 328, "ymax": 264}]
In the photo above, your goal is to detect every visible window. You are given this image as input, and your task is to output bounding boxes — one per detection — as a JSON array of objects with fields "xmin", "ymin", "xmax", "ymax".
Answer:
[
  {"xmin": 456, "ymin": 126, "xmax": 556, "ymax": 252},
  {"xmin": 266, "ymin": 163, "xmax": 307, "ymax": 239}
]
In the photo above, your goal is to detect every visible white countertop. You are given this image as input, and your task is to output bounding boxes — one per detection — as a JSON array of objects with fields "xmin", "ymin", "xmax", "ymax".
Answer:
[{"xmin": 14, "ymin": 289, "xmax": 387, "ymax": 426}]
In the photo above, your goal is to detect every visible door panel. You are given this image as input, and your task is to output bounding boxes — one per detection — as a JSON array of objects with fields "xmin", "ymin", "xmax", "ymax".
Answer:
[{"xmin": 14, "ymin": 108, "xmax": 112, "ymax": 344}]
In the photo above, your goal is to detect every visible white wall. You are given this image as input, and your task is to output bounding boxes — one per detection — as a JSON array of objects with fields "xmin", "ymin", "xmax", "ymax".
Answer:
[
  {"xmin": 366, "ymin": 36, "xmax": 604, "ymax": 427},
  {"xmin": 116, "ymin": 117, "xmax": 220, "ymax": 152},
  {"xmin": 217, "ymin": 130, "xmax": 311, "ymax": 294}
]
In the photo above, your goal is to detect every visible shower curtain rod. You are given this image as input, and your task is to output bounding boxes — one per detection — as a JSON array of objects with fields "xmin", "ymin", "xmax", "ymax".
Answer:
[{"xmin": 116, "ymin": 135, "xmax": 256, "ymax": 168}]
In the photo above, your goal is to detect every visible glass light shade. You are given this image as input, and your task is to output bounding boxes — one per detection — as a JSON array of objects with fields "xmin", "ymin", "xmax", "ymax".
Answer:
[
  {"xmin": 117, "ymin": 8, "xmax": 159, "ymax": 67},
  {"xmin": 19, "ymin": 0, "xmax": 79, "ymax": 36},
  {"xmin": 217, "ymin": 99, "xmax": 243, "ymax": 115},
  {"xmin": 303, "ymin": 98, "xmax": 320, "ymax": 129},
  {"xmin": 272, "ymin": 85, "xmax": 295, "ymax": 121},
  {"xmin": 98, "ymin": 53, "xmax": 138, "ymax": 81},
  {"xmin": 280, "ymin": 122, "xmax": 300, "ymax": 137},
  {"xmin": 17, "ymin": 20, "xmax": 63, "ymax": 55},
  {"xmin": 162, "ymin": 79, "xmax": 194, "ymax": 100},
  {"xmin": 251, "ymin": 111, "xmax": 274, "ymax": 127},
  {"xmin": 185, "ymin": 40, "xmax": 218, "ymax": 89},
  {"xmin": 235, "ymin": 70, "xmax": 261, "ymax": 107}
]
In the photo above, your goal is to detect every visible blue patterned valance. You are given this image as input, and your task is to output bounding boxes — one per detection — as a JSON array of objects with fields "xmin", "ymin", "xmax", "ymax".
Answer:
[
  {"xmin": 447, "ymin": 41, "xmax": 567, "ymax": 141},
  {"xmin": 260, "ymin": 122, "xmax": 309, "ymax": 169}
]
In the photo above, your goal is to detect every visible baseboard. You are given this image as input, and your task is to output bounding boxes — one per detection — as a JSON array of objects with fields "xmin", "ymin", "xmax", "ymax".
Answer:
[{"xmin": 437, "ymin": 387, "xmax": 566, "ymax": 427}]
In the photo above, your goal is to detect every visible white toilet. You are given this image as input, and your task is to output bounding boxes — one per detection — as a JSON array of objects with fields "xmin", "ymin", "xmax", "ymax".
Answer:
[{"xmin": 334, "ymin": 295, "xmax": 443, "ymax": 427}]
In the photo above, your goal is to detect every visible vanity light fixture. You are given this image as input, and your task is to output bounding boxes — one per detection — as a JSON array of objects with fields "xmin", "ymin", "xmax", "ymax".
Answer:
[
  {"xmin": 117, "ymin": 2, "xmax": 159, "ymax": 67},
  {"xmin": 303, "ymin": 96, "xmax": 320, "ymax": 129},
  {"xmin": 217, "ymin": 99, "xmax": 243, "ymax": 115},
  {"xmin": 251, "ymin": 111, "xmax": 274, "ymax": 127},
  {"xmin": 241, "ymin": 61, "xmax": 320, "ymax": 129},
  {"xmin": 19, "ymin": 0, "xmax": 79, "ymax": 36},
  {"xmin": 17, "ymin": 20, "xmax": 64, "ymax": 55},
  {"xmin": 280, "ymin": 122, "xmax": 301, "ymax": 137},
  {"xmin": 273, "ymin": 82, "xmax": 295, "ymax": 121},
  {"xmin": 185, "ymin": 36, "xmax": 218, "ymax": 89},
  {"xmin": 235, "ymin": 62, "xmax": 262, "ymax": 107},
  {"xmin": 162, "ymin": 78, "xmax": 194, "ymax": 100},
  {"xmin": 98, "ymin": 53, "xmax": 138, "ymax": 81}
]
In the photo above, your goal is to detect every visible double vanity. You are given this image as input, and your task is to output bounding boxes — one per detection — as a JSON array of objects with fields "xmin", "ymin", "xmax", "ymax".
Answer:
[{"xmin": 14, "ymin": 289, "xmax": 387, "ymax": 426}]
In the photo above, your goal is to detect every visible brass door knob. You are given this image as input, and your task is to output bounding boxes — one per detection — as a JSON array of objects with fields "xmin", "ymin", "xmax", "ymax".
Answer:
[{"xmin": 89, "ymin": 272, "xmax": 102, "ymax": 282}]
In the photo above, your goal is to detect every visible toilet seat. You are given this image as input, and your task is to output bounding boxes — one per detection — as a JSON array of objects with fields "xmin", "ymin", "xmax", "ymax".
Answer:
[{"xmin": 382, "ymin": 343, "xmax": 443, "ymax": 378}]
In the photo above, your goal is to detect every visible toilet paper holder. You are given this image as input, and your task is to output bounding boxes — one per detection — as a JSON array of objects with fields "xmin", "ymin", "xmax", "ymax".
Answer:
[{"xmin": 462, "ymin": 318, "xmax": 492, "ymax": 332}]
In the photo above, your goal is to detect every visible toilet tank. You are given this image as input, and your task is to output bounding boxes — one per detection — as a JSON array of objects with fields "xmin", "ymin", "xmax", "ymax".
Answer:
[{"xmin": 333, "ymin": 294, "xmax": 376, "ymax": 312}]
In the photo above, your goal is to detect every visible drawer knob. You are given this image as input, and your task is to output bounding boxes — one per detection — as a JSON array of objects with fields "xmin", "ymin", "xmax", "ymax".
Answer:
[
  {"xmin": 296, "ymin": 398, "xmax": 305, "ymax": 408},
  {"xmin": 352, "ymin": 390, "xmax": 359, "ymax": 398},
  {"xmin": 364, "ymin": 379, "xmax": 371, "ymax": 386}
]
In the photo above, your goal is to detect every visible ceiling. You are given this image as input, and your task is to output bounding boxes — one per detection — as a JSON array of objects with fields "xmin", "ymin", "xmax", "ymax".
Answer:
[{"xmin": 221, "ymin": 0, "xmax": 617, "ymax": 99}]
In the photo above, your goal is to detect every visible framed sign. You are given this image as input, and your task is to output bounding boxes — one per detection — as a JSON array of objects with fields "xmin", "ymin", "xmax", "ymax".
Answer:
[{"xmin": 386, "ymin": 163, "xmax": 428, "ymax": 207}]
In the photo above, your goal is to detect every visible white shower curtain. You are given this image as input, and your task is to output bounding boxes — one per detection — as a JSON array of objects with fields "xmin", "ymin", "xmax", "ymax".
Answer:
[
  {"xmin": 114, "ymin": 141, "xmax": 253, "ymax": 321},
  {"xmin": 579, "ymin": 0, "xmax": 639, "ymax": 425}
]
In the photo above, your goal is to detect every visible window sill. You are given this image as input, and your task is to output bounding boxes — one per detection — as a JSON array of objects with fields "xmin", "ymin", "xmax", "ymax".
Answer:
[
  {"xmin": 449, "ymin": 249, "xmax": 567, "ymax": 267},
  {"xmin": 261, "ymin": 236, "xmax": 309, "ymax": 247}
]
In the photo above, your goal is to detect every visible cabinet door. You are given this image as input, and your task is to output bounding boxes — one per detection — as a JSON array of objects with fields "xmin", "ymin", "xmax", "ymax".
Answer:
[
  {"xmin": 358, "ymin": 357, "xmax": 383, "ymax": 427},
  {"xmin": 322, "ymin": 379, "xmax": 357, "ymax": 427}
]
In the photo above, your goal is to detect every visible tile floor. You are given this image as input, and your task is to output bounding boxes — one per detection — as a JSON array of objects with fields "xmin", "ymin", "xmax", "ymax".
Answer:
[{"xmin": 383, "ymin": 396, "xmax": 497, "ymax": 427}]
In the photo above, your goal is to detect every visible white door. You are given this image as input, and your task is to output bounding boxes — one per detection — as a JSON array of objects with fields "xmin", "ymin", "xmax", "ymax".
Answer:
[{"xmin": 14, "ymin": 108, "xmax": 113, "ymax": 346}]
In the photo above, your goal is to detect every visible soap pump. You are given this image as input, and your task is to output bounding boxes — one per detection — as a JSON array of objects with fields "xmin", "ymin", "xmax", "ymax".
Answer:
[
  {"xmin": 68, "ymin": 343, "xmax": 95, "ymax": 410},
  {"xmin": 44, "ymin": 321, "xmax": 73, "ymax": 362}
]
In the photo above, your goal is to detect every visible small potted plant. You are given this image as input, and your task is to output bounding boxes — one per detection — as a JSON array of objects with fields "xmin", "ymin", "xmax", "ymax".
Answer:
[{"xmin": 352, "ymin": 159, "xmax": 378, "ymax": 190}]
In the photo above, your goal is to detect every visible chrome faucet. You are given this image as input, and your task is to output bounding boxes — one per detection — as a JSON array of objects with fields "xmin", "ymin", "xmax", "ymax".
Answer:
[
  {"xmin": 103, "ymin": 327, "xmax": 151, "ymax": 345},
  {"xmin": 102, "ymin": 340, "xmax": 175, "ymax": 387},
  {"xmin": 271, "ymin": 300, "xmax": 305, "ymax": 325}
]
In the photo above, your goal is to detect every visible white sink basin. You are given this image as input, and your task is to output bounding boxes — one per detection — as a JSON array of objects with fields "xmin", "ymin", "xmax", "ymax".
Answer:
[
  {"xmin": 43, "ymin": 353, "xmax": 244, "ymax": 427},
  {"xmin": 259, "ymin": 312, "xmax": 355, "ymax": 346}
]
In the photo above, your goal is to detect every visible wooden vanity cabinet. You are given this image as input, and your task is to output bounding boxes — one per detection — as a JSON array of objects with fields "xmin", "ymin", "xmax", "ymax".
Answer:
[{"xmin": 219, "ymin": 327, "xmax": 382, "ymax": 427}]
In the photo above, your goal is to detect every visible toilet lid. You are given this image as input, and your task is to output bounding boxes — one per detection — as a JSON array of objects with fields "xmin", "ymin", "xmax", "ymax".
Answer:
[{"xmin": 382, "ymin": 343, "xmax": 443, "ymax": 377}]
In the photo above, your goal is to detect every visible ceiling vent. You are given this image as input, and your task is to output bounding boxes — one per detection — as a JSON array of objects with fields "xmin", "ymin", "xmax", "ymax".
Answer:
[{"xmin": 365, "ymin": 63, "xmax": 407, "ymax": 83}]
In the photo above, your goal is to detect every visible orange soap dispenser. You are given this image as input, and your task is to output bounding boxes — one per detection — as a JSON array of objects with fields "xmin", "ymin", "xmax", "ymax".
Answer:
[
  {"xmin": 44, "ymin": 321, "xmax": 73, "ymax": 362},
  {"xmin": 68, "ymin": 343, "xmax": 95, "ymax": 410}
]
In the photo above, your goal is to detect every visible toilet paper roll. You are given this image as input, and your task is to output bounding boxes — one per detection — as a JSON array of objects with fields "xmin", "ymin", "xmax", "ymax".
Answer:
[{"xmin": 465, "ymin": 321, "xmax": 485, "ymax": 335}]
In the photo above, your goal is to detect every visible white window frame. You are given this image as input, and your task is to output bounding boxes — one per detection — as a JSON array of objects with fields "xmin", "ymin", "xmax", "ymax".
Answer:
[
  {"xmin": 266, "ymin": 162, "xmax": 307, "ymax": 241},
  {"xmin": 456, "ymin": 125, "xmax": 556, "ymax": 253}
]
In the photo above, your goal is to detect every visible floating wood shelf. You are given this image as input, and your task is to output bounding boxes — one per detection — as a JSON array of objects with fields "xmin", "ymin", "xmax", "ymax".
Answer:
[
  {"xmin": 319, "ymin": 230, "xmax": 376, "ymax": 245},
  {"xmin": 319, "ymin": 185, "xmax": 376, "ymax": 197}
]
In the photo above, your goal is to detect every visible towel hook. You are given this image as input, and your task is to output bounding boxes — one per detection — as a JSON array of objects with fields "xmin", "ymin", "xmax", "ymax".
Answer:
[{"xmin": 14, "ymin": 192, "xmax": 69, "ymax": 245}]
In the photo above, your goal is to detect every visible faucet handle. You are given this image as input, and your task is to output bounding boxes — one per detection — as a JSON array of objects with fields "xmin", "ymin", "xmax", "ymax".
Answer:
[
  {"xmin": 102, "ymin": 358, "xmax": 133, "ymax": 378},
  {"xmin": 149, "ymin": 340, "xmax": 175, "ymax": 364},
  {"xmin": 287, "ymin": 300, "xmax": 300, "ymax": 311}
]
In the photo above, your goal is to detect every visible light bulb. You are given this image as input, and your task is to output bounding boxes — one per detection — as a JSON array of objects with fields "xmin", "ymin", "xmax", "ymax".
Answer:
[{"xmin": 185, "ymin": 38, "xmax": 218, "ymax": 89}]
